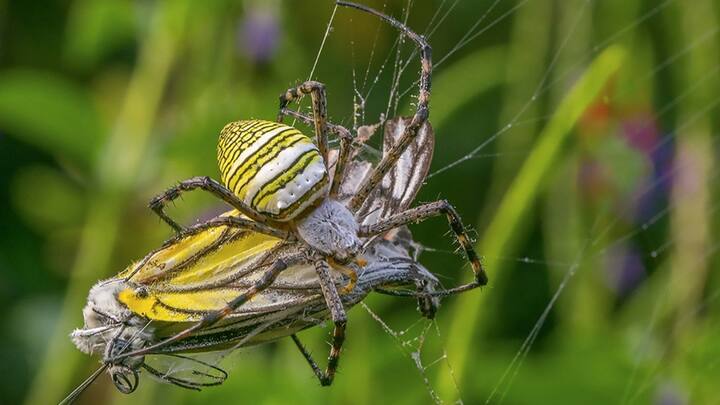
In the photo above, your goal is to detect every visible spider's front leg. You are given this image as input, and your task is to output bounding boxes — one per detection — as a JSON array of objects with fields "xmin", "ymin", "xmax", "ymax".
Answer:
[
  {"xmin": 166, "ymin": 216, "xmax": 290, "ymax": 246},
  {"xmin": 359, "ymin": 200, "xmax": 488, "ymax": 292},
  {"xmin": 148, "ymin": 176, "xmax": 269, "ymax": 235},
  {"xmin": 340, "ymin": 1, "xmax": 433, "ymax": 213},
  {"xmin": 277, "ymin": 81, "xmax": 330, "ymax": 163},
  {"xmin": 278, "ymin": 107, "xmax": 354, "ymax": 198},
  {"xmin": 292, "ymin": 255, "xmax": 347, "ymax": 386}
]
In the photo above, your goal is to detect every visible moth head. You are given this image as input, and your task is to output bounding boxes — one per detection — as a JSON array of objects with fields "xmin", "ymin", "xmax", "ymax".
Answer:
[{"xmin": 71, "ymin": 279, "xmax": 132, "ymax": 355}]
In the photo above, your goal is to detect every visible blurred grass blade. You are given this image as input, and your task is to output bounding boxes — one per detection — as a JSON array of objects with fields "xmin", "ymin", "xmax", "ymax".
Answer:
[
  {"xmin": 0, "ymin": 70, "xmax": 105, "ymax": 166},
  {"xmin": 424, "ymin": 46, "xmax": 506, "ymax": 129},
  {"xmin": 437, "ymin": 45, "xmax": 626, "ymax": 399},
  {"xmin": 23, "ymin": 2, "xmax": 192, "ymax": 403},
  {"xmin": 64, "ymin": 0, "xmax": 137, "ymax": 70}
]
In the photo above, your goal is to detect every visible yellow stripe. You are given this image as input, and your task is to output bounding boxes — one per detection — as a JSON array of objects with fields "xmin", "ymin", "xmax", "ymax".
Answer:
[
  {"xmin": 218, "ymin": 120, "xmax": 277, "ymax": 175},
  {"xmin": 234, "ymin": 121, "xmax": 276, "ymax": 150},
  {"xmin": 229, "ymin": 134, "xmax": 308, "ymax": 197},
  {"xmin": 253, "ymin": 151, "xmax": 319, "ymax": 209},
  {"xmin": 224, "ymin": 129, "xmax": 303, "ymax": 193},
  {"xmin": 221, "ymin": 125, "xmax": 302, "ymax": 188},
  {"xmin": 276, "ymin": 171, "xmax": 328, "ymax": 218},
  {"xmin": 219, "ymin": 121, "xmax": 272, "ymax": 167},
  {"xmin": 225, "ymin": 131, "xmax": 307, "ymax": 195}
]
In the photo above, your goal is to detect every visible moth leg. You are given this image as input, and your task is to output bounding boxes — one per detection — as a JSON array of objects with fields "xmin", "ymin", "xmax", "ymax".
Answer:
[
  {"xmin": 359, "ymin": 200, "xmax": 488, "ymax": 291},
  {"xmin": 279, "ymin": 107, "xmax": 353, "ymax": 197},
  {"xmin": 149, "ymin": 176, "xmax": 269, "ymax": 234},
  {"xmin": 372, "ymin": 280, "xmax": 440, "ymax": 319},
  {"xmin": 292, "ymin": 256, "xmax": 347, "ymax": 386},
  {"xmin": 414, "ymin": 279, "xmax": 440, "ymax": 319},
  {"xmin": 342, "ymin": 2, "xmax": 432, "ymax": 212},
  {"xmin": 109, "ymin": 258, "xmax": 289, "ymax": 361},
  {"xmin": 277, "ymin": 81, "xmax": 330, "ymax": 164}
]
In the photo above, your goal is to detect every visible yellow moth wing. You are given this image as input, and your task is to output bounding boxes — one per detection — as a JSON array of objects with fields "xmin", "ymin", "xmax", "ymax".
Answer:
[
  {"xmin": 116, "ymin": 210, "xmax": 282, "ymax": 322},
  {"xmin": 118, "ymin": 288, "xmax": 244, "ymax": 322}
]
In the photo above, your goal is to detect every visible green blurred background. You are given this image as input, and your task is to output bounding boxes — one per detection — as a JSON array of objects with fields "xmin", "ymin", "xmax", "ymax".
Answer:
[{"xmin": 1, "ymin": 0, "xmax": 719, "ymax": 404}]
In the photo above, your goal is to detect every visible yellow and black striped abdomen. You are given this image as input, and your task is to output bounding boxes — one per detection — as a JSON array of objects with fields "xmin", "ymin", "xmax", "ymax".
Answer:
[{"xmin": 217, "ymin": 120, "xmax": 329, "ymax": 221}]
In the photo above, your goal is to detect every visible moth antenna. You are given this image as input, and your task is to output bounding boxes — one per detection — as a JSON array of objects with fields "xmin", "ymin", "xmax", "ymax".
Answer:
[{"xmin": 59, "ymin": 364, "xmax": 108, "ymax": 405}]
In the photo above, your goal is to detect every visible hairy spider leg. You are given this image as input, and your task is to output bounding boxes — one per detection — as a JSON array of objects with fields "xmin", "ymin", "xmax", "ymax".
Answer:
[
  {"xmin": 148, "ymin": 176, "xmax": 271, "ymax": 234},
  {"xmin": 291, "ymin": 256, "xmax": 347, "ymax": 386},
  {"xmin": 278, "ymin": 81, "xmax": 330, "ymax": 164},
  {"xmin": 340, "ymin": 1, "xmax": 433, "ymax": 213},
  {"xmin": 279, "ymin": 107, "xmax": 354, "ymax": 198},
  {"xmin": 166, "ymin": 216, "xmax": 290, "ymax": 244},
  {"xmin": 359, "ymin": 200, "xmax": 488, "ymax": 292}
]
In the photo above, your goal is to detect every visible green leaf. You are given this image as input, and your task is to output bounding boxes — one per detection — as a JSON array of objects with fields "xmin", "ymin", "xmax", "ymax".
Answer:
[
  {"xmin": 427, "ymin": 46, "xmax": 506, "ymax": 129},
  {"xmin": 11, "ymin": 165, "xmax": 86, "ymax": 231},
  {"xmin": 64, "ymin": 0, "xmax": 137, "ymax": 70}
]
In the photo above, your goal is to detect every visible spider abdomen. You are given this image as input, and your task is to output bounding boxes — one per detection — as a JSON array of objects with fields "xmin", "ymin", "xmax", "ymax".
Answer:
[{"xmin": 218, "ymin": 120, "xmax": 329, "ymax": 221}]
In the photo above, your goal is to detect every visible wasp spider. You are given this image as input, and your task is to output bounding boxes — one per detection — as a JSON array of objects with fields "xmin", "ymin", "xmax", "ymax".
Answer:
[{"xmin": 111, "ymin": 1, "xmax": 487, "ymax": 387}]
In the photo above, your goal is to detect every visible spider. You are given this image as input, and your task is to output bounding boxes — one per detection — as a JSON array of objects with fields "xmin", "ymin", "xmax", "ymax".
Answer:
[{"xmin": 110, "ymin": 1, "xmax": 487, "ymax": 387}]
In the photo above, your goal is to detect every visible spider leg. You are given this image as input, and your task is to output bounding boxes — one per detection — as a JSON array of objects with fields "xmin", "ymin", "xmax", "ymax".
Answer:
[
  {"xmin": 338, "ymin": 2, "xmax": 433, "ymax": 213},
  {"xmin": 148, "ymin": 176, "xmax": 269, "ymax": 234},
  {"xmin": 292, "ymin": 256, "xmax": 347, "ymax": 386},
  {"xmin": 278, "ymin": 81, "xmax": 330, "ymax": 164},
  {"xmin": 166, "ymin": 215, "xmax": 290, "ymax": 245},
  {"xmin": 359, "ymin": 200, "xmax": 488, "ymax": 290},
  {"xmin": 290, "ymin": 334, "xmax": 325, "ymax": 383},
  {"xmin": 108, "ymin": 257, "xmax": 290, "ymax": 361},
  {"xmin": 279, "ymin": 107, "xmax": 354, "ymax": 198}
]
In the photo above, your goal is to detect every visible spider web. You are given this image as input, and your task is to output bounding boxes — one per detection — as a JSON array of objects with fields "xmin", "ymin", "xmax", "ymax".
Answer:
[{"xmin": 319, "ymin": 0, "xmax": 720, "ymax": 404}]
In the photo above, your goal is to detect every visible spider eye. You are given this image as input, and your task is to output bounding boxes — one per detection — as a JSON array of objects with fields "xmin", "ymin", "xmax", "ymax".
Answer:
[{"xmin": 110, "ymin": 365, "xmax": 139, "ymax": 394}]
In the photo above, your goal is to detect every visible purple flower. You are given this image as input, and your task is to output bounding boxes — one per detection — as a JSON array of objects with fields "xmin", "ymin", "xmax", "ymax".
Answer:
[
  {"xmin": 604, "ymin": 245, "xmax": 646, "ymax": 296},
  {"xmin": 238, "ymin": 7, "xmax": 280, "ymax": 65}
]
